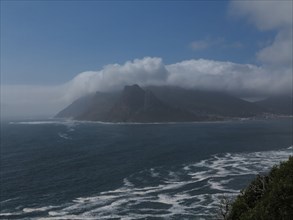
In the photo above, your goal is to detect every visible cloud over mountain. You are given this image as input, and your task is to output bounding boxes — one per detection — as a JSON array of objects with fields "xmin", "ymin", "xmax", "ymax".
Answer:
[
  {"xmin": 2, "ymin": 56, "xmax": 291, "ymax": 118},
  {"xmin": 63, "ymin": 57, "xmax": 169, "ymax": 100},
  {"xmin": 1, "ymin": 1, "xmax": 292, "ymax": 118},
  {"xmin": 64, "ymin": 57, "xmax": 291, "ymax": 98}
]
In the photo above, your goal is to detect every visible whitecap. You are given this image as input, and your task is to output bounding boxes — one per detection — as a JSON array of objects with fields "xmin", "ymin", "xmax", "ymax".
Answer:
[
  {"xmin": 13, "ymin": 146, "xmax": 292, "ymax": 219},
  {"xmin": 58, "ymin": 132, "xmax": 72, "ymax": 140},
  {"xmin": 23, "ymin": 205, "xmax": 58, "ymax": 213}
]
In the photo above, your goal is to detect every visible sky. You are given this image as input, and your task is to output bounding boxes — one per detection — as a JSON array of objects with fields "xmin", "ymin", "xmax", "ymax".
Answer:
[{"xmin": 1, "ymin": 0, "xmax": 292, "ymax": 118}]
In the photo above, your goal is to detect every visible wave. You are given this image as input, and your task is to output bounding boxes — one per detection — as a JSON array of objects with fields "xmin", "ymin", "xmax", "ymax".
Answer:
[
  {"xmin": 0, "ymin": 206, "xmax": 59, "ymax": 218},
  {"xmin": 2, "ymin": 146, "xmax": 291, "ymax": 219},
  {"xmin": 58, "ymin": 132, "xmax": 72, "ymax": 140},
  {"xmin": 10, "ymin": 120, "xmax": 78, "ymax": 138},
  {"xmin": 10, "ymin": 121, "xmax": 64, "ymax": 125},
  {"xmin": 79, "ymin": 120, "xmax": 231, "ymax": 125},
  {"xmin": 9, "ymin": 119, "xmax": 230, "ymax": 126},
  {"xmin": 9, "ymin": 120, "xmax": 78, "ymax": 125},
  {"xmin": 23, "ymin": 206, "xmax": 59, "ymax": 213},
  {"xmin": 0, "ymin": 197, "xmax": 19, "ymax": 205}
]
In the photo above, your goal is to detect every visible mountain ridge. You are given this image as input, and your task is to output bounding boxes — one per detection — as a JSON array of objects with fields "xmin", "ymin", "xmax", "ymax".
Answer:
[
  {"xmin": 55, "ymin": 85, "xmax": 292, "ymax": 122},
  {"xmin": 255, "ymin": 95, "xmax": 293, "ymax": 115}
]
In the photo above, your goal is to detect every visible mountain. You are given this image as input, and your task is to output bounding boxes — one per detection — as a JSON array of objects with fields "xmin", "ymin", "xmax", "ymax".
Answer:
[
  {"xmin": 56, "ymin": 85, "xmax": 271, "ymax": 122},
  {"xmin": 106, "ymin": 85, "xmax": 206, "ymax": 122},
  {"xmin": 56, "ymin": 92, "xmax": 119, "ymax": 120},
  {"xmin": 146, "ymin": 86, "xmax": 264, "ymax": 117},
  {"xmin": 255, "ymin": 95, "xmax": 293, "ymax": 115},
  {"xmin": 56, "ymin": 94, "xmax": 96, "ymax": 119}
]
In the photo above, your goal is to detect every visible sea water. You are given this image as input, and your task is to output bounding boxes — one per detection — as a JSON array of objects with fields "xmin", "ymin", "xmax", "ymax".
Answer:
[{"xmin": 0, "ymin": 118, "xmax": 292, "ymax": 219}]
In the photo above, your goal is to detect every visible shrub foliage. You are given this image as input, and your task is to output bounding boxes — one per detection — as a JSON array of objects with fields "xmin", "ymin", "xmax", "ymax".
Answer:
[{"xmin": 227, "ymin": 156, "xmax": 293, "ymax": 220}]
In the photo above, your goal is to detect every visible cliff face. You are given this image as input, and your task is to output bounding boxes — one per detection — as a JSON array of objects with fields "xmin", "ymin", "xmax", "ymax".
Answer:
[{"xmin": 56, "ymin": 84, "xmax": 291, "ymax": 122}]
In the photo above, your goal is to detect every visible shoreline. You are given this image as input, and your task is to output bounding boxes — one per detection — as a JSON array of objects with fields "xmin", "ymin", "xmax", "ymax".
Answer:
[{"xmin": 6, "ymin": 114, "xmax": 292, "ymax": 125}]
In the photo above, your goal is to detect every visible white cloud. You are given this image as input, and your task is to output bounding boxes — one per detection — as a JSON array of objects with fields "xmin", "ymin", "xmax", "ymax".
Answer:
[
  {"xmin": 190, "ymin": 38, "xmax": 223, "ymax": 51},
  {"xmin": 0, "ymin": 57, "xmax": 169, "ymax": 118},
  {"xmin": 63, "ymin": 57, "xmax": 168, "ymax": 100},
  {"xmin": 190, "ymin": 38, "xmax": 243, "ymax": 51},
  {"xmin": 2, "ymin": 1, "xmax": 292, "ymax": 119},
  {"xmin": 257, "ymin": 29, "xmax": 292, "ymax": 65},
  {"xmin": 229, "ymin": 0, "xmax": 293, "ymax": 66},
  {"xmin": 62, "ymin": 57, "xmax": 292, "ymax": 98},
  {"xmin": 190, "ymin": 40, "xmax": 210, "ymax": 51},
  {"xmin": 1, "ymin": 57, "xmax": 291, "ymax": 118},
  {"xmin": 229, "ymin": 0, "xmax": 292, "ymax": 31},
  {"xmin": 166, "ymin": 59, "xmax": 291, "ymax": 96}
]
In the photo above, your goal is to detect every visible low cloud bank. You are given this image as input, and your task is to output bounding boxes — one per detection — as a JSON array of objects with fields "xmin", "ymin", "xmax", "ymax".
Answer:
[
  {"xmin": 1, "ymin": 57, "xmax": 292, "ymax": 118},
  {"xmin": 64, "ymin": 57, "xmax": 293, "ymax": 97}
]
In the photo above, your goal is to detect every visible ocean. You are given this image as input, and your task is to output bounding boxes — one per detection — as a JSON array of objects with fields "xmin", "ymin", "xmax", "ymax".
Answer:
[{"xmin": 0, "ymin": 118, "xmax": 292, "ymax": 220}]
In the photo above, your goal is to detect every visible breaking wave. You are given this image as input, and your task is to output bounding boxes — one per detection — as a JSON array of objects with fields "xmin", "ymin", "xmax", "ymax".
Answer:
[
  {"xmin": 1, "ymin": 146, "xmax": 292, "ymax": 219},
  {"xmin": 9, "ymin": 120, "xmax": 77, "ymax": 126}
]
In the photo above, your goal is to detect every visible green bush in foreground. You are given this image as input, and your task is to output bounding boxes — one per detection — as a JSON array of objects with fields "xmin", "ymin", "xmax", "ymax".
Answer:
[{"xmin": 227, "ymin": 156, "xmax": 293, "ymax": 220}]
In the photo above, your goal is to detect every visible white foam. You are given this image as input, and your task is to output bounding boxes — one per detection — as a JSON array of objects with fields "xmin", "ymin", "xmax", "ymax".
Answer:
[
  {"xmin": 123, "ymin": 178, "xmax": 134, "ymax": 187},
  {"xmin": 150, "ymin": 168, "xmax": 160, "ymax": 178},
  {"xmin": 48, "ymin": 211, "xmax": 68, "ymax": 216},
  {"xmin": 0, "ymin": 197, "xmax": 19, "ymax": 204},
  {"xmin": 5, "ymin": 146, "xmax": 292, "ymax": 219},
  {"xmin": 0, "ymin": 212, "xmax": 22, "ymax": 216},
  {"xmin": 0, "ymin": 206, "xmax": 58, "ymax": 218},
  {"xmin": 58, "ymin": 132, "xmax": 72, "ymax": 140},
  {"xmin": 10, "ymin": 121, "xmax": 67, "ymax": 125},
  {"xmin": 23, "ymin": 206, "xmax": 58, "ymax": 213}
]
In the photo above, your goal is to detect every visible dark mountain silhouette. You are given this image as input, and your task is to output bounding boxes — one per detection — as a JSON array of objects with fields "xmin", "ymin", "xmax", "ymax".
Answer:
[
  {"xmin": 146, "ymin": 86, "xmax": 264, "ymax": 117},
  {"xmin": 106, "ymin": 85, "xmax": 206, "ymax": 122},
  {"xmin": 56, "ymin": 85, "xmax": 291, "ymax": 122},
  {"xmin": 255, "ymin": 95, "xmax": 293, "ymax": 115}
]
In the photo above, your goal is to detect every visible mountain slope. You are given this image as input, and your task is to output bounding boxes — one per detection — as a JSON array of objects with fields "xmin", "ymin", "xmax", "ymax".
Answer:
[
  {"xmin": 56, "ymin": 85, "xmax": 270, "ymax": 122},
  {"xmin": 107, "ymin": 85, "xmax": 206, "ymax": 122},
  {"xmin": 55, "ymin": 94, "xmax": 96, "ymax": 119},
  {"xmin": 56, "ymin": 92, "xmax": 119, "ymax": 120},
  {"xmin": 255, "ymin": 96, "xmax": 293, "ymax": 115},
  {"xmin": 146, "ymin": 86, "xmax": 264, "ymax": 117}
]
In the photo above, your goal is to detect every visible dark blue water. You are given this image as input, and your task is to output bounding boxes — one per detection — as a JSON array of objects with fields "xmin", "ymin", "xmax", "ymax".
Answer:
[{"xmin": 0, "ymin": 118, "xmax": 292, "ymax": 219}]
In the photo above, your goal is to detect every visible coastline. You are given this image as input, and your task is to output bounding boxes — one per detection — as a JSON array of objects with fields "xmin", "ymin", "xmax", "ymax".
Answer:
[{"xmin": 7, "ymin": 114, "xmax": 293, "ymax": 126}]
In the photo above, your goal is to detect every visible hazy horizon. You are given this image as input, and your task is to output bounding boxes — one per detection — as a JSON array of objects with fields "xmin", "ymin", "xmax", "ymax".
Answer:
[{"xmin": 1, "ymin": 0, "xmax": 292, "ymax": 119}]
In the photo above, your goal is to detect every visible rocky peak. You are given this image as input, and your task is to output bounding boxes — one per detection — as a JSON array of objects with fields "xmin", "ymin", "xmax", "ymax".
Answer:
[{"xmin": 121, "ymin": 84, "xmax": 145, "ymax": 110}]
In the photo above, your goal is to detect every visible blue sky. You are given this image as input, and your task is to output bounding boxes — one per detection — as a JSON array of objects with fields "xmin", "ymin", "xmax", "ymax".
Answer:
[
  {"xmin": 1, "ymin": 0, "xmax": 274, "ymax": 85},
  {"xmin": 1, "ymin": 0, "xmax": 292, "ymax": 118}
]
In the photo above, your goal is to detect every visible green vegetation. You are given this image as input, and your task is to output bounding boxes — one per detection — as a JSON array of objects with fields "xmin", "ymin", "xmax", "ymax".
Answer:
[{"xmin": 225, "ymin": 156, "xmax": 293, "ymax": 220}]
